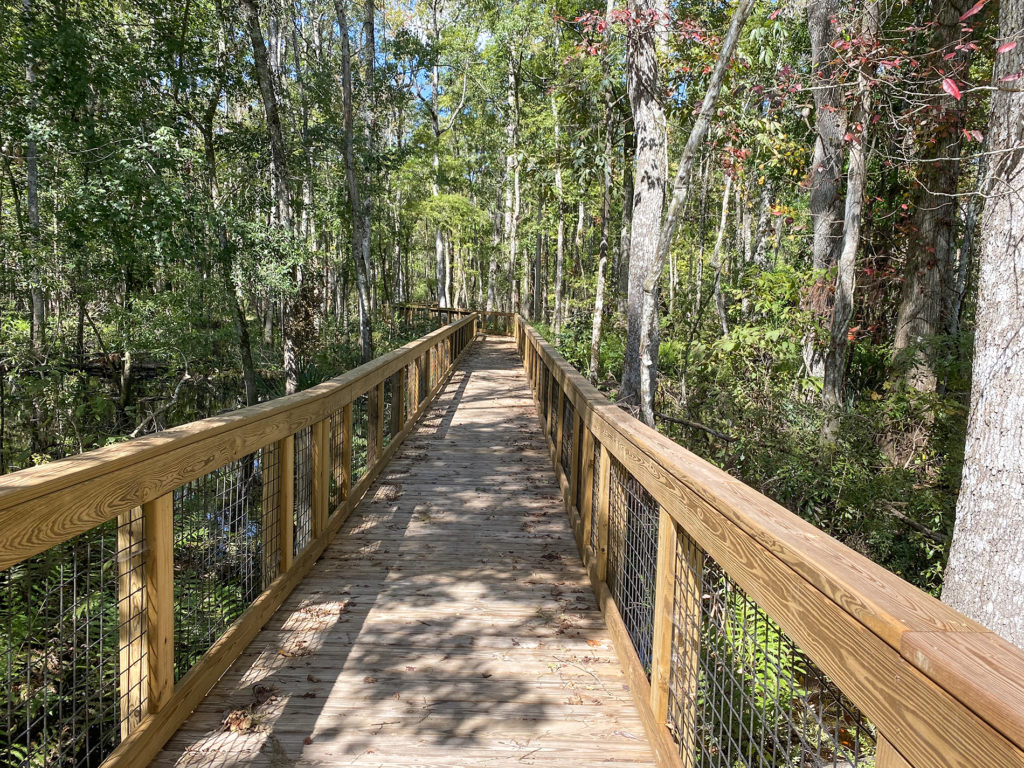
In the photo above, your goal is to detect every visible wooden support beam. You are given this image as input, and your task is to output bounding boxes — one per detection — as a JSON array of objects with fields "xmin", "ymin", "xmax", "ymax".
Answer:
[
  {"xmin": 278, "ymin": 434, "xmax": 294, "ymax": 573},
  {"xmin": 390, "ymin": 371, "xmax": 404, "ymax": 437},
  {"xmin": 117, "ymin": 505, "xmax": 146, "ymax": 737},
  {"xmin": 650, "ymin": 509, "xmax": 679, "ymax": 727},
  {"xmin": 878, "ymin": 736, "xmax": 914, "ymax": 768},
  {"xmin": 580, "ymin": 428, "xmax": 596, "ymax": 566},
  {"xmin": 596, "ymin": 443, "xmax": 611, "ymax": 584},
  {"xmin": 312, "ymin": 420, "xmax": 328, "ymax": 537},
  {"xmin": 553, "ymin": 386, "xmax": 566, "ymax": 474},
  {"xmin": 569, "ymin": 413, "xmax": 582, "ymax": 513},
  {"xmin": 143, "ymin": 493, "xmax": 174, "ymax": 714},
  {"xmin": 341, "ymin": 404, "xmax": 352, "ymax": 501}
]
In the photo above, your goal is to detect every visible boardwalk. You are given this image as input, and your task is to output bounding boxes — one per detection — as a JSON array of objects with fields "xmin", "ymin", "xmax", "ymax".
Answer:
[{"xmin": 154, "ymin": 336, "xmax": 657, "ymax": 767}]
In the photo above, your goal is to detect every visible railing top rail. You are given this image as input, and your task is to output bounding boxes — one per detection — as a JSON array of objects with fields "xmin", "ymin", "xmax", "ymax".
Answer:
[
  {"xmin": 0, "ymin": 314, "xmax": 477, "ymax": 571},
  {"xmin": 518, "ymin": 316, "xmax": 1024, "ymax": 767}
]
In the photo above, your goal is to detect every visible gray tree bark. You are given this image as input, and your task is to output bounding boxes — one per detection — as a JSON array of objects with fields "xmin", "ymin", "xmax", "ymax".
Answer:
[
  {"xmin": 803, "ymin": 0, "xmax": 847, "ymax": 378},
  {"xmin": 942, "ymin": 0, "xmax": 1024, "ymax": 650},
  {"xmin": 891, "ymin": 0, "xmax": 973, "ymax": 391},
  {"xmin": 633, "ymin": 0, "xmax": 755, "ymax": 424}
]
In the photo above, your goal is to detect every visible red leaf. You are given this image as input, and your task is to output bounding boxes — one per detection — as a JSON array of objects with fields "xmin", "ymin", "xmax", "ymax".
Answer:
[
  {"xmin": 941, "ymin": 78, "xmax": 962, "ymax": 100},
  {"xmin": 997, "ymin": 41, "xmax": 1018, "ymax": 54},
  {"xmin": 959, "ymin": 0, "xmax": 987, "ymax": 21}
]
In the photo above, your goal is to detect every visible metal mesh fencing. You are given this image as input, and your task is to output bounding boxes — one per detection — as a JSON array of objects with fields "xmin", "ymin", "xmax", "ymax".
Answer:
[
  {"xmin": 293, "ymin": 427, "xmax": 313, "ymax": 555},
  {"xmin": 560, "ymin": 396, "xmax": 574, "ymax": 480},
  {"xmin": 606, "ymin": 456, "xmax": 659, "ymax": 676},
  {"xmin": 383, "ymin": 376, "xmax": 395, "ymax": 448},
  {"xmin": 549, "ymin": 380, "xmax": 560, "ymax": 439},
  {"xmin": 590, "ymin": 439, "xmax": 602, "ymax": 556},
  {"xmin": 173, "ymin": 453, "xmax": 265, "ymax": 680},
  {"xmin": 0, "ymin": 515, "xmax": 144, "ymax": 767},
  {"xmin": 329, "ymin": 408, "xmax": 346, "ymax": 511},
  {"xmin": 667, "ymin": 528, "xmax": 877, "ymax": 767}
]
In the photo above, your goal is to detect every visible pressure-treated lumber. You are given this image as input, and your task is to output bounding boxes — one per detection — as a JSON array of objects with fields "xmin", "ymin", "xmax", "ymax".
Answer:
[
  {"xmin": 144, "ymin": 493, "xmax": 174, "ymax": 714},
  {"xmin": 0, "ymin": 315, "xmax": 476, "ymax": 570},
  {"xmin": 518, "ymin": 318, "xmax": 1024, "ymax": 768},
  {"xmin": 150, "ymin": 338, "xmax": 655, "ymax": 768}
]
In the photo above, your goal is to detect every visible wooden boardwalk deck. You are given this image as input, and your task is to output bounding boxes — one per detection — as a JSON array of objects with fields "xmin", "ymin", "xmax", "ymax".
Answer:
[{"xmin": 153, "ymin": 336, "xmax": 657, "ymax": 767}]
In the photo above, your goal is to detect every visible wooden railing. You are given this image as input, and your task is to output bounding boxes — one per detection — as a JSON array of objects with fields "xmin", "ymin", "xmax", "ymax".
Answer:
[
  {"xmin": 397, "ymin": 303, "xmax": 515, "ymax": 336},
  {"xmin": 515, "ymin": 316, "xmax": 1024, "ymax": 768},
  {"xmin": 0, "ymin": 314, "xmax": 478, "ymax": 768}
]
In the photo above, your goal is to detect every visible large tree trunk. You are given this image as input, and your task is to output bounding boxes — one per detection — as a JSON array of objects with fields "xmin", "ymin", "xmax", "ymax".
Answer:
[
  {"xmin": 803, "ymin": 0, "xmax": 847, "ymax": 378},
  {"xmin": 941, "ymin": 0, "xmax": 1024, "ymax": 650},
  {"xmin": 335, "ymin": 0, "xmax": 373, "ymax": 363},
  {"xmin": 240, "ymin": 0, "xmax": 300, "ymax": 391},
  {"xmin": 891, "ymin": 0, "xmax": 973, "ymax": 391},
  {"xmin": 710, "ymin": 174, "xmax": 733, "ymax": 336},
  {"xmin": 620, "ymin": 0, "xmax": 668, "ymax": 409},
  {"xmin": 821, "ymin": 1, "xmax": 881, "ymax": 430},
  {"xmin": 501, "ymin": 48, "xmax": 521, "ymax": 318},
  {"xmin": 23, "ymin": 0, "xmax": 44, "ymax": 355},
  {"xmin": 589, "ymin": 0, "xmax": 616, "ymax": 384},
  {"xmin": 552, "ymin": 91, "xmax": 565, "ymax": 335},
  {"xmin": 632, "ymin": 0, "xmax": 755, "ymax": 424}
]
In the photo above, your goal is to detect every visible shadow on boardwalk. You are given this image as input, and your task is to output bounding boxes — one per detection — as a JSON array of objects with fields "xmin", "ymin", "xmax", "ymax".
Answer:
[{"xmin": 153, "ymin": 337, "xmax": 655, "ymax": 767}]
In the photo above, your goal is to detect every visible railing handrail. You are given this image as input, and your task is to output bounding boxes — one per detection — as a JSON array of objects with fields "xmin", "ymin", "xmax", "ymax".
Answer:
[
  {"xmin": 0, "ymin": 314, "xmax": 477, "ymax": 572},
  {"xmin": 516, "ymin": 316, "xmax": 1024, "ymax": 768}
]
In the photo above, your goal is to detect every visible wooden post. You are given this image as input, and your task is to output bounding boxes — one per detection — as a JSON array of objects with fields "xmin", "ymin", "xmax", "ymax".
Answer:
[
  {"xmin": 261, "ymin": 440, "xmax": 281, "ymax": 587},
  {"xmin": 672, "ymin": 529, "xmax": 704, "ymax": 768},
  {"xmin": 144, "ymin": 493, "xmax": 174, "ymax": 714},
  {"xmin": 579, "ymin": 428, "xmax": 596, "ymax": 566},
  {"xmin": 312, "ymin": 420, "xmax": 329, "ymax": 536},
  {"xmin": 568, "ymin": 413, "xmax": 582, "ymax": 513},
  {"xmin": 596, "ymin": 444, "xmax": 611, "ymax": 584},
  {"xmin": 553, "ymin": 386, "xmax": 566, "ymax": 472},
  {"xmin": 878, "ymin": 737, "xmax": 914, "ymax": 768},
  {"xmin": 391, "ymin": 371, "xmax": 405, "ymax": 437},
  {"xmin": 367, "ymin": 384, "xmax": 382, "ymax": 468},
  {"xmin": 117, "ymin": 505, "xmax": 146, "ymax": 737},
  {"xmin": 650, "ymin": 509, "xmax": 679, "ymax": 726},
  {"xmin": 278, "ymin": 434, "xmax": 294, "ymax": 573},
  {"xmin": 341, "ymin": 404, "xmax": 353, "ymax": 500}
]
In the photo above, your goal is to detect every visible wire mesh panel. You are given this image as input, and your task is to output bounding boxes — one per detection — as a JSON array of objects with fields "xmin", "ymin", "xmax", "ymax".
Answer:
[
  {"xmin": 0, "ymin": 515, "xmax": 144, "ymax": 767},
  {"xmin": 383, "ymin": 377, "xmax": 394, "ymax": 449},
  {"xmin": 261, "ymin": 444, "xmax": 281, "ymax": 588},
  {"xmin": 293, "ymin": 427, "xmax": 313, "ymax": 555},
  {"xmin": 560, "ymin": 395, "xmax": 574, "ymax": 479},
  {"xmin": 606, "ymin": 456, "xmax": 659, "ymax": 676},
  {"xmin": 667, "ymin": 528, "xmax": 877, "ymax": 767},
  {"xmin": 173, "ymin": 453, "xmax": 266, "ymax": 681},
  {"xmin": 352, "ymin": 392, "xmax": 369, "ymax": 483},
  {"xmin": 590, "ymin": 439, "xmax": 602, "ymax": 555},
  {"xmin": 549, "ymin": 380, "xmax": 560, "ymax": 439}
]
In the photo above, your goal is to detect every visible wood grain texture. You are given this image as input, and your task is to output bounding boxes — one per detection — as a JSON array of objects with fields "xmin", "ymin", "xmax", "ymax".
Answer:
[
  {"xmin": 101, "ymin": 324, "xmax": 477, "ymax": 768},
  {"xmin": 517, "ymin": 317, "xmax": 1024, "ymax": 768},
  {"xmin": 0, "ymin": 315, "xmax": 476, "ymax": 570},
  {"xmin": 278, "ymin": 435, "xmax": 295, "ymax": 574},
  {"xmin": 144, "ymin": 494, "xmax": 174, "ymax": 714},
  {"xmin": 312, "ymin": 420, "xmax": 329, "ymax": 538},
  {"xmin": 147, "ymin": 337, "xmax": 655, "ymax": 768},
  {"xmin": 877, "ymin": 736, "xmax": 914, "ymax": 768},
  {"xmin": 118, "ymin": 505, "xmax": 147, "ymax": 738},
  {"xmin": 649, "ymin": 508, "xmax": 677, "ymax": 727}
]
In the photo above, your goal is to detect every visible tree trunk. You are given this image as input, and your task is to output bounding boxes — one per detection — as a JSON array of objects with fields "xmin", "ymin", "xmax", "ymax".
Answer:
[
  {"xmin": 240, "ymin": 0, "xmax": 300, "ymax": 391},
  {"xmin": 632, "ymin": 0, "xmax": 755, "ymax": 424},
  {"xmin": 941, "ymin": 0, "xmax": 1024, "ymax": 650},
  {"xmin": 23, "ymin": 0, "xmax": 44, "ymax": 355},
  {"xmin": 891, "ymin": 0, "xmax": 973, "ymax": 391},
  {"xmin": 552, "ymin": 91, "xmax": 565, "ymax": 335},
  {"xmin": 590, "ymin": 0, "xmax": 615, "ymax": 384},
  {"xmin": 335, "ymin": 0, "xmax": 373, "ymax": 363},
  {"xmin": 803, "ymin": 0, "xmax": 847, "ymax": 378},
  {"xmin": 711, "ymin": 175, "xmax": 733, "ymax": 336},
  {"xmin": 821, "ymin": 1, "xmax": 882, "ymax": 432},
  {"xmin": 620, "ymin": 0, "xmax": 668, "ymax": 409},
  {"xmin": 501, "ymin": 48, "xmax": 521, "ymax": 318}
]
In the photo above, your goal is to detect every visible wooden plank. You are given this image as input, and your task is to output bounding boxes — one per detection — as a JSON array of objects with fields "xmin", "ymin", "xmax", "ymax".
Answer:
[
  {"xmin": 568, "ymin": 413, "xmax": 581, "ymax": 515},
  {"xmin": 117, "ymin": 505, "xmax": 146, "ymax": 738},
  {"xmin": 145, "ymin": 336, "xmax": 654, "ymax": 768},
  {"xmin": 596, "ymin": 443, "xmax": 611, "ymax": 584},
  {"xmin": 517, "ymin": 322, "xmax": 1024, "ymax": 767},
  {"xmin": 649, "ymin": 509, "xmax": 677, "ymax": 727},
  {"xmin": 0, "ymin": 315, "xmax": 477, "ymax": 571},
  {"xmin": 579, "ymin": 428, "xmax": 596, "ymax": 567},
  {"xmin": 390, "ymin": 371, "xmax": 404, "ymax": 437},
  {"xmin": 278, "ymin": 434, "xmax": 295, "ymax": 574},
  {"xmin": 312, "ymin": 420, "xmax": 329, "ymax": 537},
  {"xmin": 102, "ymin": 327, "xmax": 480, "ymax": 768},
  {"xmin": 877, "ymin": 736, "xmax": 914, "ymax": 768},
  {"xmin": 901, "ymin": 630, "xmax": 1024, "ymax": 752},
  {"xmin": 144, "ymin": 493, "xmax": 174, "ymax": 714}
]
